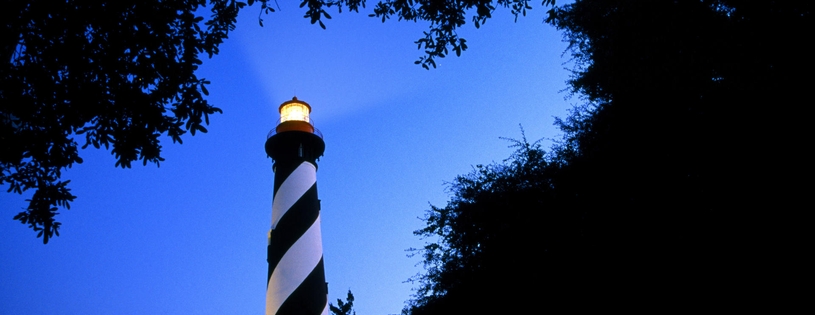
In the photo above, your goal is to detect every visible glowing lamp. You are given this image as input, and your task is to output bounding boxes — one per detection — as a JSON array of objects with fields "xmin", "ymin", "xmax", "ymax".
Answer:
[
  {"xmin": 279, "ymin": 97, "xmax": 310, "ymax": 123},
  {"xmin": 275, "ymin": 96, "xmax": 315, "ymax": 134}
]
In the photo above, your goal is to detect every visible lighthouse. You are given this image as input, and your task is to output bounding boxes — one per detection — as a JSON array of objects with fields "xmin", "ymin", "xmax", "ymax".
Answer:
[{"xmin": 265, "ymin": 97, "xmax": 328, "ymax": 315}]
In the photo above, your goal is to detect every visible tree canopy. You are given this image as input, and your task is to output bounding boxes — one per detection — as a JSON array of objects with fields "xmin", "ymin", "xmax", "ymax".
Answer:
[
  {"xmin": 403, "ymin": 0, "xmax": 811, "ymax": 313},
  {"xmin": 1, "ymin": 0, "xmax": 244, "ymax": 243},
  {"xmin": 329, "ymin": 290, "xmax": 357, "ymax": 315},
  {"xmin": 405, "ymin": 133, "xmax": 583, "ymax": 314},
  {"xmin": 251, "ymin": 0, "xmax": 557, "ymax": 68}
]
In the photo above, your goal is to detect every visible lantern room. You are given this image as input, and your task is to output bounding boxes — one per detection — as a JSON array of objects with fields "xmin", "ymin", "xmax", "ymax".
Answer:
[
  {"xmin": 279, "ymin": 97, "xmax": 310, "ymax": 123},
  {"xmin": 275, "ymin": 96, "xmax": 316, "ymax": 134}
]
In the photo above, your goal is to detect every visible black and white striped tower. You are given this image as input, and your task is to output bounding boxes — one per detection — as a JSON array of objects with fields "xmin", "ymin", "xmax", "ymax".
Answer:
[{"xmin": 264, "ymin": 97, "xmax": 327, "ymax": 315}]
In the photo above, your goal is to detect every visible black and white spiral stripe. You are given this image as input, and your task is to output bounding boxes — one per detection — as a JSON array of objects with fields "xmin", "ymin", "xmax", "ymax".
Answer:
[{"xmin": 266, "ymin": 161, "xmax": 328, "ymax": 315}]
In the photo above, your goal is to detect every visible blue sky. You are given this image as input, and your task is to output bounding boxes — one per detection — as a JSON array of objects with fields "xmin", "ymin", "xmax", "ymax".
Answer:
[{"xmin": 1, "ymin": 4, "xmax": 572, "ymax": 314}]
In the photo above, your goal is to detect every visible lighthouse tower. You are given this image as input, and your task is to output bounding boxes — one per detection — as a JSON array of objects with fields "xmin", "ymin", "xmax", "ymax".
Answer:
[{"xmin": 265, "ymin": 97, "xmax": 328, "ymax": 315}]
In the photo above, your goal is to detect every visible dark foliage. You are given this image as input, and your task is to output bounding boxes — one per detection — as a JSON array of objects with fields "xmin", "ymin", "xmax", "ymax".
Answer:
[
  {"xmin": 404, "ymin": 0, "xmax": 811, "ymax": 313},
  {"xmin": 329, "ymin": 290, "xmax": 356, "ymax": 315},
  {"xmin": 405, "ymin": 132, "xmax": 584, "ymax": 314},
  {"xmin": 1, "ymin": 1, "xmax": 246, "ymax": 243},
  {"xmin": 253, "ymin": 0, "xmax": 556, "ymax": 69},
  {"xmin": 546, "ymin": 0, "xmax": 812, "ymax": 308},
  {"xmin": 365, "ymin": 0, "xmax": 557, "ymax": 69}
]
